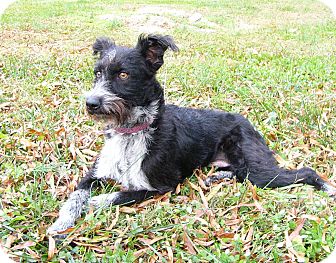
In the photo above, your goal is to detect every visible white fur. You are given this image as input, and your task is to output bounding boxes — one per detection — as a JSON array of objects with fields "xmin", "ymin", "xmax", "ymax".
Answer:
[
  {"xmin": 95, "ymin": 130, "xmax": 156, "ymax": 191},
  {"xmin": 47, "ymin": 189, "xmax": 89, "ymax": 234},
  {"xmin": 93, "ymin": 100, "xmax": 159, "ymax": 191},
  {"xmin": 47, "ymin": 100, "xmax": 158, "ymax": 235},
  {"xmin": 88, "ymin": 192, "xmax": 120, "ymax": 208},
  {"xmin": 322, "ymin": 183, "xmax": 336, "ymax": 196},
  {"xmin": 107, "ymin": 49, "xmax": 116, "ymax": 62},
  {"xmin": 85, "ymin": 80, "xmax": 119, "ymax": 108}
]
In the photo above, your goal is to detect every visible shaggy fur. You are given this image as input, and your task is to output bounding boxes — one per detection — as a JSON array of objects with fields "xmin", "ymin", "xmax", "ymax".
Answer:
[{"xmin": 47, "ymin": 34, "xmax": 336, "ymax": 235}]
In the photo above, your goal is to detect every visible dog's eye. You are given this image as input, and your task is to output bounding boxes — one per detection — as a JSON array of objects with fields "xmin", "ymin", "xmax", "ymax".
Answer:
[
  {"xmin": 118, "ymin": 72, "xmax": 129, "ymax": 80},
  {"xmin": 95, "ymin": 71, "xmax": 102, "ymax": 78}
]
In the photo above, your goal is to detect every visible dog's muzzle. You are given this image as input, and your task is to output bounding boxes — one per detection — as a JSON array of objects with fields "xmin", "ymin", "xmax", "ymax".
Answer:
[
  {"xmin": 85, "ymin": 93, "xmax": 130, "ymax": 125},
  {"xmin": 86, "ymin": 96, "xmax": 101, "ymax": 112}
]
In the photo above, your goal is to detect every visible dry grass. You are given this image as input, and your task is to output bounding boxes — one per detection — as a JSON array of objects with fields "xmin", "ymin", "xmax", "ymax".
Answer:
[{"xmin": 0, "ymin": 0, "xmax": 335, "ymax": 262}]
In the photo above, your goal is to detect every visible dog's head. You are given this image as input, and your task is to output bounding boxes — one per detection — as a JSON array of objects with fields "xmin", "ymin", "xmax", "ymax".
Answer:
[{"xmin": 85, "ymin": 34, "xmax": 178, "ymax": 126}]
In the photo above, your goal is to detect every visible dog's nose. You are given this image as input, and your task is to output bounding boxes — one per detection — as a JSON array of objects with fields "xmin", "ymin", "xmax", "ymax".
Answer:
[{"xmin": 86, "ymin": 96, "xmax": 101, "ymax": 110}]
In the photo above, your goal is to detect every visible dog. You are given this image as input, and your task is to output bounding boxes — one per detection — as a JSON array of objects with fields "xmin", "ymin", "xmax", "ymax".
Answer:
[{"xmin": 47, "ymin": 34, "xmax": 336, "ymax": 235}]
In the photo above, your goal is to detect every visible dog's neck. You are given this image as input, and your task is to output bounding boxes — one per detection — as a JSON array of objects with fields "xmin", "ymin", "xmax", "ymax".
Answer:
[
  {"xmin": 114, "ymin": 122, "xmax": 151, "ymax": 134},
  {"xmin": 104, "ymin": 99, "xmax": 162, "ymax": 135}
]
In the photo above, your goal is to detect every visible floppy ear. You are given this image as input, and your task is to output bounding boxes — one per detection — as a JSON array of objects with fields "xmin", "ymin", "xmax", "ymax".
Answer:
[
  {"xmin": 136, "ymin": 34, "xmax": 179, "ymax": 71},
  {"xmin": 93, "ymin": 37, "xmax": 115, "ymax": 58}
]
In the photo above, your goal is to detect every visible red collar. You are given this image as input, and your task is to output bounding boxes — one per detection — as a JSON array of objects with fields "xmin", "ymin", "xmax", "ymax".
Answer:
[{"xmin": 107, "ymin": 122, "xmax": 151, "ymax": 135}]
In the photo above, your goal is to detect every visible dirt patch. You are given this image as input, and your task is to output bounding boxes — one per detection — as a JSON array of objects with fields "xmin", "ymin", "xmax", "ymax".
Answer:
[
  {"xmin": 235, "ymin": 20, "xmax": 258, "ymax": 31},
  {"xmin": 99, "ymin": 6, "xmax": 220, "ymax": 33},
  {"xmin": 0, "ymin": 28, "xmax": 91, "ymax": 57}
]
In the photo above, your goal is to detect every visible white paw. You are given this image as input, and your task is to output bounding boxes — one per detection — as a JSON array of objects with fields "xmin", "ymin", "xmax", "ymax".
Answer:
[
  {"xmin": 322, "ymin": 183, "xmax": 336, "ymax": 197},
  {"xmin": 47, "ymin": 217, "xmax": 74, "ymax": 235},
  {"xmin": 88, "ymin": 193, "xmax": 119, "ymax": 209}
]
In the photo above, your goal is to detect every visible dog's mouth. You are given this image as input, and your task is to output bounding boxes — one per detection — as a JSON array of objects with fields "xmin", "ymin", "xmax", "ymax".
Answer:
[{"xmin": 86, "ymin": 98, "xmax": 131, "ymax": 126}]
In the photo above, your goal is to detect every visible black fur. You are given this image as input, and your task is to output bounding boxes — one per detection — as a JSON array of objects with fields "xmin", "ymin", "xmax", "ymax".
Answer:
[
  {"xmin": 80, "ymin": 33, "xmax": 335, "ymax": 201},
  {"xmin": 47, "ymin": 34, "xmax": 335, "ymax": 236}
]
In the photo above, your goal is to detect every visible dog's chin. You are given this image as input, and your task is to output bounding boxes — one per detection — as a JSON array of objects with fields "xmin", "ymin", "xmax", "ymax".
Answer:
[{"xmin": 86, "ymin": 107, "xmax": 130, "ymax": 127}]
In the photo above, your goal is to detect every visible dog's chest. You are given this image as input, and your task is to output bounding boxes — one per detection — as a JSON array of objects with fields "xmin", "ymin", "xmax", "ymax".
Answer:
[{"xmin": 95, "ymin": 132, "xmax": 155, "ymax": 191}]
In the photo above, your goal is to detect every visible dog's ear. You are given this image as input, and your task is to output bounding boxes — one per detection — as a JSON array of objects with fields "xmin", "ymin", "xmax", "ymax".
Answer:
[
  {"xmin": 93, "ymin": 37, "xmax": 115, "ymax": 58},
  {"xmin": 136, "ymin": 34, "xmax": 179, "ymax": 71}
]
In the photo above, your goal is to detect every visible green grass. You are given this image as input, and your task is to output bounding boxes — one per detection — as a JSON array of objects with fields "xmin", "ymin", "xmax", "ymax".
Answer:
[{"xmin": 1, "ymin": 0, "xmax": 336, "ymax": 262}]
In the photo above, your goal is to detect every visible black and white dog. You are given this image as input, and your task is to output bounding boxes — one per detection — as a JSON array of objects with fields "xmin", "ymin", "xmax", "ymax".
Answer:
[{"xmin": 47, "ymin": 34, "xmax": 336, "ymax": 235}]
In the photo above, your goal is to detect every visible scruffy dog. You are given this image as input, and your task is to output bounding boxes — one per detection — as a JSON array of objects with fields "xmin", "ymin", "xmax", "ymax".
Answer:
[{"xmin": 47, "ymin": 34, "xmax": 336, "ymax": 235}]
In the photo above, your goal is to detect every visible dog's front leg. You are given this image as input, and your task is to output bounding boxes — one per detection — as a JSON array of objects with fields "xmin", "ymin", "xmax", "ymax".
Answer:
[
  {"xmin": 47, "ymin": 168, "xmax": 99, "ymax": 235},
  {"xmin": 89, "ymin": 190, "xmax": 159, "ymax": 209},
  {"xmin": 47, "ymin": 189, "xmax": 89, "ymax": 235}
]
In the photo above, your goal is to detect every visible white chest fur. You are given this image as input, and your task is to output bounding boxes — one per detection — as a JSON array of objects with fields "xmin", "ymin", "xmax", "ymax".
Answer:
[{"xmin": 94, "ymin": 131, "xmax": 155, "ymax": 191}]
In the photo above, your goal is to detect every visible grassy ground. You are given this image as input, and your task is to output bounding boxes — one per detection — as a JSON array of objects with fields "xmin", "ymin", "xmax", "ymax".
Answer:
[{"xmin": 1, "ymin": 0, "xmax": 336, "ymax": 262}]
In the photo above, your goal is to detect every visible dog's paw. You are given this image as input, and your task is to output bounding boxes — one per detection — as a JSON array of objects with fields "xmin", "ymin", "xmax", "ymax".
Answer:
[
  {"xmin": 88, "ymin": 193, "xmax": 119, "ymax": 209},
  {"xmin": 204, "ymin": 171, "xmax": 233, "ymax": 187},
  {"xmin": 322, "ymin": 183, "xmax": 336, "ymax": 198},
  {"xmin": 47, "ymin": 218, "xmax": 75, "ymax": 236}
]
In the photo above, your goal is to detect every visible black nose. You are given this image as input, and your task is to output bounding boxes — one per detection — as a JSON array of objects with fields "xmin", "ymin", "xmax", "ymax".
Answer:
[{"xmin": 86, "ymin": 96, "xmax": 101, "ymax": 110}]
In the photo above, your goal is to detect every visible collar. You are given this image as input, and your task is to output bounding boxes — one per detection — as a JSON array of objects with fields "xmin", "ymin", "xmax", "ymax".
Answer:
[{"xmin": 105, "ymin": 122, "xmax": 151, "ymax": 135}]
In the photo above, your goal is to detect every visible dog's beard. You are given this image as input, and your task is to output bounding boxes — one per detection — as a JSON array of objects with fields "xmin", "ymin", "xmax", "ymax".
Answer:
[
  {"xmin": 85, "ymin": 82, "xmax": 130, "ymax": 127},
  {"xmin": 88, "ymin": 99, "xmax": 130, "ymax": 127}
]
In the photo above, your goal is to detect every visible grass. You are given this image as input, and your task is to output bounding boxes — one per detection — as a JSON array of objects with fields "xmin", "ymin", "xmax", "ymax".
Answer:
[{"xmin": 0, "ymin": 0, "xmax": 335, "ymax": 262}]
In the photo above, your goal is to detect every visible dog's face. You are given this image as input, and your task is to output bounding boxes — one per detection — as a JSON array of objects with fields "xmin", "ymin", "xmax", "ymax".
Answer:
[{"xmin": 85, "ymin": 34, "xmax": 178, "ymax": 126}]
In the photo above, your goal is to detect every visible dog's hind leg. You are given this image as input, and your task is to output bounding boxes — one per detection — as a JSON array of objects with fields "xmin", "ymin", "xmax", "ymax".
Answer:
[
  {"xmin": 204, "ymin": 171, "xmax": 233, "ymax": 187},
  {"xmin": 221, "ymin": 114, "xmax": 336, "ymax": 196},
  {"xmin": 88, "ymin": 190, "xmax": 159, "ymax": 209},
  {"xmin": 205, "ymin": 150, "xmax": 234, "ymax": 186}
]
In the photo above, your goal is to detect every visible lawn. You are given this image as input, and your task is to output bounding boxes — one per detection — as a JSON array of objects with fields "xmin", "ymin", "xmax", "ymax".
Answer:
[{"xmin": 0, "ymin": 0, "xmax": 336, "ymax": 262}]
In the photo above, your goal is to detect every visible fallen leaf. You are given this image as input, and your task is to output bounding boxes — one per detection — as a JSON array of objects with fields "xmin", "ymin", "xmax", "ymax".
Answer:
[
  {"xmin": 48, "ymin": 236, "xmax": 56, "ymax": 260},
  {"xmin": 175, "ymin": 183, "xmax": 181, "ymax": 194},
  {"xmin": 213, "ymin": 230, "xmax": 235, "ymax": 239},
  {"xmin": 107, "ymin": 205, "xmax": 119, "ymax": 230},
  {"xmin": 5, "ymin": 235, "xmax": 16, "ymax": 248},
  {"xmin": 194, "ymin": 239, "xmax": 215, "ymax": 246},
  {"xmin": 69, "ymin": 143, "xmax": 76, "ymax": 160},
  {"xmin": 206, "ymin": 182, "xmax": 223, "ymax": 201},
  {"xmin": 188, "ymin": 181, "xmax": 208, "ymax": 208},
  {"xmin": 244, "ymin": 226, "xmax": 254, "ymax": 244},
  {"xmin": 301, "ymin": 214, "xmax": 320, "ymax": 223},
  {"xmin": 119, "ymin": 207, "xmax": 138, "ymax": 214},
  {"xmin": 183, "ymin": 227, "xmax": 197, "ymax": 255},
  {"xmin": 26, "ymin": 247, "xmax": 40, "ymax": 260},
  {"xmin": 197, "ymin": 175, "xmax": 208, "ymax": 190},
  {"xmin": 206, "ymin": 165, "xmax": 215, "ymax": 177},
  {"xmin": 72, "ymin": 241, "xmax": 105, "ymax": 251},
  {"xmin": 138, "ymin": 192, "xmax": 171, "ymax": 208},
  {"xmin": 57, "ymin": 227, "xmax": 76, "ymax": 234},
  {"xmin": 0, "ymin": 102, "xmax": 11, "ymax": 109},
  {"xmin": 11, "ymin": 241, "xmax": 36, "ymax": 250},
  {"xmin": 206, "ymin": 210, "xmax": 220, "ymax": 229},
  {"xmin": 55, "ymin": 127, "xmax": 65, "ymax": 136},
  {"xmin": 138, "ymin": 236, "xmax": 165, "ymax": 245},
  {"xmin": 165, "ymin": 241, "xmax": 174, "ymax": 263},
  {"xmin": 248, "ymin": 183, "xmax": 264, "ymax": 211},
  {"xmin": 134, "ymin": 247, "xmax": 150, "ymax": 258},
  {"xmin": 289, "ymin": 218, "xmax": 306, "ymax": 241},
  {"xmin": 19, "ymin": 138, "xmax": 37, "ymax": 149},
  {"xmin": 90, "ymin": 246, "xmax": 106, "ymax": 253},
  {"xmin": 285, "ymin": 230, "xmax": 305, "ymax": 262},
  {"xmin": 81, "ymin": 148, "xmax": 98, "ymax": 157},
  {"xmin": 225, "ymin": 219, "xmax": 241, "ymax": 226}
]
